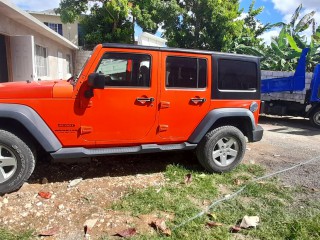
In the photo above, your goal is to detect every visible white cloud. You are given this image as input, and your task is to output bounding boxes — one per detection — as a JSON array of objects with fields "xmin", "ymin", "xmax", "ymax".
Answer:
[
  {"xmin": 272, "ymin": 0, "xmax": 320, "ymax": 15},
  {"xmin": 271, "ymin": 0, "xmax": 300, "ymax": 15},
  {"xmin": 271, "ymin": 1, "xmax": 320, "ymax": 43},
  {"xmin": 259, "ymin": 27, "xmax": 281, "ymax": 45},
  {"xmin": 235, "ymin": 12, "xmax": 248, "ymax": 21},
  {"xmin": 10, "ymin": 0, "xmax": 61, "ymax": 11},
  {"xmin": 282, "ymin": 8, "xmax": 320, "ymax": 24}
]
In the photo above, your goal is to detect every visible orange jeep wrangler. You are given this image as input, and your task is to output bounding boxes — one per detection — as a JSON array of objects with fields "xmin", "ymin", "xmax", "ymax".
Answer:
[{"xmin": 0, "ymin": 44, "xmax": 263, "ymax": 194}]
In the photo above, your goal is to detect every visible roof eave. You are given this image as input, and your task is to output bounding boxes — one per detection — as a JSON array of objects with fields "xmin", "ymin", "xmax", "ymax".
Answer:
[{"xmin": 0, "ymin": 0, "xmax": 78, "ymax": 50}]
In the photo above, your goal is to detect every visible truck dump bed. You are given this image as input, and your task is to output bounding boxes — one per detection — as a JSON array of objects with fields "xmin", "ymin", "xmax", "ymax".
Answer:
[{"xmin": 261, "ymin": 48, "xmax": 309, "ymax": 94}]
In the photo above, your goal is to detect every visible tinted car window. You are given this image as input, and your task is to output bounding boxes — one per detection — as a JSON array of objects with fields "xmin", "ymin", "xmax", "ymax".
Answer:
[
  {"xmin": 218, "ymin": 59, "xmax": 257, "ymax": 91},
  {"xmin": 166, "ymin": 56, "xmax": 207, "ymax": 88},
  {"xmin": 96, "ymin": 53, "xmax": 151, "ymax": 87}
]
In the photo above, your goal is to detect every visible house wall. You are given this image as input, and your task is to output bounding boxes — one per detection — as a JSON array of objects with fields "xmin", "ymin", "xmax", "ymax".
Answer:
[
  {"xmin": 0, "ymin": 13, "xmax": 74, "ymax": 81},
  {"xmin": 138, "ymin": 33, "xmax": 167, "ymax": 47},
  {"xmin": 30, "ymin": 13, "xmax": 79, "ymax": 46},
  {"xmin": 75, "ymin": 50, "xmax": 92, "ymax": 76},
  {"xmin": 261, "ymin": 70, "xmax": 314, "ymax": 104}
]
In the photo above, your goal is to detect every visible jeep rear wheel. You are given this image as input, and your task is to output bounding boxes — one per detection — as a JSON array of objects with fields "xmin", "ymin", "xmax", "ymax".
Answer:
[
  {"xmin": 0, "ymin": 130, "xmax": 35, "ymax": 194},
  {"xmin": 196, "ymin": 126, "xmax": 246, "ymax": 173}
]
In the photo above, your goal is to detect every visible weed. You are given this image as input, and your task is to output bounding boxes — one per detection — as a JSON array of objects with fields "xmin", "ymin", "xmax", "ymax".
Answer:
[
  {"xmin": 112, "ymin": 163, "xmax": 320, "ymax": 239},
  {"xmin": 0, "ymin": 229, "xmax": 33, "ymax": 240}
]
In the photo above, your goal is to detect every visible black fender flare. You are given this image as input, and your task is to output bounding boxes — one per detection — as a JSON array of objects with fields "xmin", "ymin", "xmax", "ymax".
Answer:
[
  {"xmin": 188, "ymin": 108, "xmax": 257, "ymax": 143},
  {"xmin": 0, "ymin": 104, "xmax": 62, "ymax": 152}
]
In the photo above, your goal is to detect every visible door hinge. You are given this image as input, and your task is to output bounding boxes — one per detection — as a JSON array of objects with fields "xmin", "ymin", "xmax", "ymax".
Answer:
[
  {"xmin": 159, "ymin": 101, "xmax": 170, "ymax": 109},
  {"xmin": 80, "ymin": 126, "xmax": 93, "ymax": 135},
  {"xmin": 158, "ymin": 125, "xmax": 169, "ymax": 132}
]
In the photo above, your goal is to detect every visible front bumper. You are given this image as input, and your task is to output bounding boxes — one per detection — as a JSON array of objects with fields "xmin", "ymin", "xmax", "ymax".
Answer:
[{"xmin": 252, "ymin": 125, "xmax": 264, "ymax": 142}]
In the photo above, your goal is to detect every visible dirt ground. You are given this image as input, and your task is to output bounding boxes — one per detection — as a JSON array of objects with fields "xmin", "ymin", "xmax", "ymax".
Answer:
[
  {"xmin": 0, "ymin": 115, "xmax": 319, "ymax": 239},
  {"xmin": 248, "ymin": 115, "xmax": 320, "ymax": 190}
]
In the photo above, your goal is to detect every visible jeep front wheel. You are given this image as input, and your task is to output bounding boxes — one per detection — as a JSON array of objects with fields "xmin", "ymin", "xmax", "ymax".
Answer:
[
  {"xmin": 196, "ymin": 126, "xmax": 246, "ymax": 173},
  {"xmin": 0, "ymin": 130, "xmax": 35, "ymax": 194}
]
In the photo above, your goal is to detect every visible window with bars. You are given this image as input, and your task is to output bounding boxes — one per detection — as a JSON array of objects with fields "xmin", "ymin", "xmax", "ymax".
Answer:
[
  {"xmin": 44, "ymin": 22, "xmax": 63, "ymax": 36},
  {"xmin": 35, "ymin": 45, "xmax": 48, "ymax": 77}
]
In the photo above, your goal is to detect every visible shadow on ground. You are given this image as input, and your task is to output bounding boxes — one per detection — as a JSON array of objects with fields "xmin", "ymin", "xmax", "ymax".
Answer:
[
  {"xmin": 260, "ymin": 115, "xmax": 320, "ymax": 136},
  {"xmin": 28, "ymin": 115, "xmax": 319, "ymax": 186},
  {"xmin": 29, "ymin": 151, "xmax": 201, "ymax": 185}
]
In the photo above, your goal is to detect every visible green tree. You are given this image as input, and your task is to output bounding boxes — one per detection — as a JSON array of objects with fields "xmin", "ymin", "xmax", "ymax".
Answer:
[
  {"xmin": 57, "ymin": 0, "xmax": 246, "ymax": 52},
  {"xmin": 227, "ymin": 0, "xmax": 273, "ymax": 56},
  {"xmin": 243, "ymin": 0, "xmax": 274, "ymax": 38},
  {"xmin": 131, "ymin": 0, "xmax": 180, "ymax": 34},
  {"xmin": 80, "ymin": 2, "xmax": 133, "ymax": 46},
  {"xmin": 56, "ymin": 0, "xmax": 135, "ymax": 46},
  {"xmin": 159, "ymin": 0, "xmax": 243, "ymax": 51},
  {"xmin": 56, "ymin": 0, "xmax": 179, "ymax": 47}
]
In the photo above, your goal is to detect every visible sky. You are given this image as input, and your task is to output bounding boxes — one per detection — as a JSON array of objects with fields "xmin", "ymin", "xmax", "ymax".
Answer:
[
  {"xmin": 10, "ymin": 0, "xmax": 320, "ymax": 44},
  {"xmin": 240, "ymin": 0, "xmax": 320, "ymax": 44}
]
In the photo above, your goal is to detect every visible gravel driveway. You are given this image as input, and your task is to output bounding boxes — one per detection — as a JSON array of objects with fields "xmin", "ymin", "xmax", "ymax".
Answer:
[{"xmin": 246, "ymin": 115, "xmax": 320, "ymax": 190}]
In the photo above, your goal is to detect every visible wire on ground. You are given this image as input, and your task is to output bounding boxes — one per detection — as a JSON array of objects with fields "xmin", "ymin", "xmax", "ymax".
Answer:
[{"xmin": 173, "ymin": 156, "xmax": 320, "ymax": 230}]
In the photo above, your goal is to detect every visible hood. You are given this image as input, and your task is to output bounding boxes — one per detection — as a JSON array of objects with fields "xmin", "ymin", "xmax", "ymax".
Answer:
[{"xmin": 0, "ymin": 80, "xmax": 74, "ymax": 99}]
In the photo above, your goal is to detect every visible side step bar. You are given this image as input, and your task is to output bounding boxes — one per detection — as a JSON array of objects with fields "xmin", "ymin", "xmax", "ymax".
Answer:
[{"xmin": 50, "ymin": 142, "xmax": 197, "ymax": 159}]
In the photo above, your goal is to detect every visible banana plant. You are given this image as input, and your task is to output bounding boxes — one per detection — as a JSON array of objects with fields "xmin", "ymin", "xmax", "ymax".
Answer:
[
  {"xmin": 288, "ymin": 4, "xmax": 315, "ymax": 35},
  {"xmin": 261, "ymin": 4, "xmax": 319, "ymax": 71},
  {"xmin": 286, "ymin": 25, "xmax": 320, "ymax": 71}
]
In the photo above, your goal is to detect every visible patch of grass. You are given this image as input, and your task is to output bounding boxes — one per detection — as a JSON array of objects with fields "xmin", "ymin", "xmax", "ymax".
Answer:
[
  {"xmin": 113, "ymin": 164, "xmax": 218, "ymax": 219},
  {"xmin": 114, "ymin": 164, "xmax": 264, "ymax": 216},
  {"xmin": 112, "ymin": 163, "xmax": 320, "ymax": 239},
  {"xmin": 285, "ymin": 213, "xmax": 320, "ymax": 239},
  {"xmin": 0, "ymin": 229, "xmax": 33, "ymax": 240}
]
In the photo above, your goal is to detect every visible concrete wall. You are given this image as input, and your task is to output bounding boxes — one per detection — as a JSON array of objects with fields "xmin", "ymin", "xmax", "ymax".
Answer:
[
  {"xmin": 0, "ymin": 13, "xmax": 74, "ymax": 81},
  {"xmin": 75, "ymin": 50, "xmax": 92, "ymax": 76},
  {"xmin": 261, "ymin": 70, "xmax": 314, "ymax": 104},
  {"xmin": 30, "ymin": 13, "xmax": 78, "ymax": 46}
]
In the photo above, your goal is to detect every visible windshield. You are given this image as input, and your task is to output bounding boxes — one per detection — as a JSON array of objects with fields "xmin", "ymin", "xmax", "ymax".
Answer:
[{"xmin": 73, "ymin": 55, "xmax": 91, "ymax": 85}]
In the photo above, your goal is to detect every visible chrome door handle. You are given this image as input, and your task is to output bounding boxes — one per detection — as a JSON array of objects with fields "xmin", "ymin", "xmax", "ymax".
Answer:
[
  {"xmin": 136, "ymin": 97, "xmax": 155, "ymax": 103},
  {"xmin": 190, "ymin": 98, "xmax": 206, "ymax": 103}
]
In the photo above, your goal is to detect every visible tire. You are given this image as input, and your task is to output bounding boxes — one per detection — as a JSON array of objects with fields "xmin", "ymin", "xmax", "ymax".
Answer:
[
  {"xmin": 310, "ymin": 107, "xmax": 320, "ymax": 129},
  {"xmin": 196, "ymin": 126, "xmax": 246, "ymax": 173},
  {"xmin": 0, "ymin": 130, "xmax": 35, "ymax": 194}
]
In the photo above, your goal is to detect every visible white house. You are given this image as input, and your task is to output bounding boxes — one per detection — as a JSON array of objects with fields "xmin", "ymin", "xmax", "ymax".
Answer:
[
  {"xmin": 0, "ymin": 0, "xmax": 78, "ymax": 83},
  {"xmin": 138, "ymin": 32, "xmax": 167, "ymax": 47},
  {"xmin": 28, "ymin": 9, "xmax": 80, "ymax": 47}
]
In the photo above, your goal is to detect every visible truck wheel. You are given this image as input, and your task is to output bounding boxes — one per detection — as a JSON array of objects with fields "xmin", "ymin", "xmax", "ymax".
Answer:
[
  {"xmin": 310, "ymin": 108, "xmax": 320, "ymax": 129},
  {"xmin": 196, "ymin": 126, "xmax": 246, "ymax": 173},
  {"xmin": 0, "ymin": 130, "xmax": 35, "ymax": 194}
]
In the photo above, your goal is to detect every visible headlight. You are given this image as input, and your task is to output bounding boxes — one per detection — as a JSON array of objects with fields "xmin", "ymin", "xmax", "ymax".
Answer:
[{"xmin": 250, "ymin": 102, "xmax": 259, "ymax": 113}]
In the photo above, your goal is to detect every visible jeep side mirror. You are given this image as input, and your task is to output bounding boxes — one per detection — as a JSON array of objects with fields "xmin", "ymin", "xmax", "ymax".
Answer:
[
  {"xmin": 85, "ymin": 73, "xmax": 106, "ymax": 98},
  {"xmin": 88, "ymin": 73, "xmax": 105, "ymax": 89}
]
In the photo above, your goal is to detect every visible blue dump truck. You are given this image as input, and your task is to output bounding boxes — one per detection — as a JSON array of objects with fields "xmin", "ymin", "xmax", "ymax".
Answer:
[{"xmin": 261, "ymin": 48, "xmax": 320, "ymax": 128}]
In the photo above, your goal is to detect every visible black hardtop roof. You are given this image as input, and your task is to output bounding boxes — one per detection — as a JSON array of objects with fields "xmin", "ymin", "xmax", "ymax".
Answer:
[{"xmin": 102, "ymin": 43, "xmax": 260, "ymax": 61}]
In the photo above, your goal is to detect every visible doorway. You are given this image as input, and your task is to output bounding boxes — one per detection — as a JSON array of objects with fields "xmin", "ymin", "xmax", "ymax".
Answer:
[{"xmin": 0, "ymin": 34, "xmax": 8, "ymax": 83}]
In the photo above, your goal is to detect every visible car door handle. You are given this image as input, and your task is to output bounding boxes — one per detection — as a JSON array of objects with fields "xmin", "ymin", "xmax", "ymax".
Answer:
[
  {"xmin": 136, "ymin": 97, "xmax": 155, "ymax": 103},
  {"xmin": 190, "ymin": 98, "xmax": 206, "ymax": 103}
]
